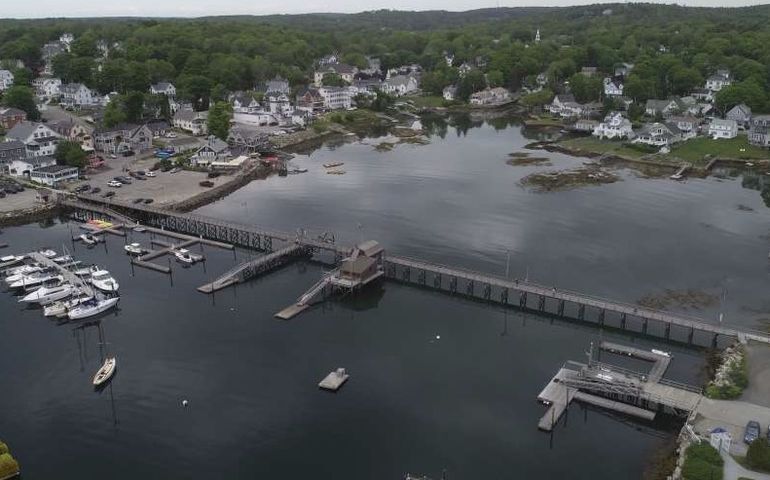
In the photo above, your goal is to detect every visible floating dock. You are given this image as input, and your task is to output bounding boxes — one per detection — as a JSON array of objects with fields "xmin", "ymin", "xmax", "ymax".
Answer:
[
  {"xmin": 319, "ymin": 368, "xmax": 349, "ymax": 391},
  {"xmin": 274, "ymin": 304, "xmax": 309, "ymax": 320},
  {"xmin": 537, "ymin": 367, "xmax": 577, "ymax": 431},
  {"xmin": 599, "ymin": 341, "xmax": 671, "ymax": 382}
]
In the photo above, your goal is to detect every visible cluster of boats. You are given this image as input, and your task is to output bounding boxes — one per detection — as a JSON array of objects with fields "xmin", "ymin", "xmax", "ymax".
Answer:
[
  {"xmin": 1, "ymin": 250, "xmax": 121, "ymax": 320},
  {"xmin": 124, "ymin": 242, "xmax": 202, "ymax": 264}
]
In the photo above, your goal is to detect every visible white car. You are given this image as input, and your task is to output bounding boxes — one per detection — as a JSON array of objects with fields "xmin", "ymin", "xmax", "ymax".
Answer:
[
  {"xmin": 107, "ymin": 180, "xmax": 122, "ymax": 187},
  {"xmin": 145, "ymin": 171, "xmax": 156, "ymax": 177},
  {"xmin": 165, "ymin": 132, "xmax": 177, "ymax": 138},
  {"xmin": 109, "ymin": 154, "xmax": 117, "ymax": 159}
]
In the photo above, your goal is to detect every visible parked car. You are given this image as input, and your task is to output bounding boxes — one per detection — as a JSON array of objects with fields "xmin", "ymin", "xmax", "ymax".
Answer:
[
  {"xmin": 107, "ymin": 180, "xmax": 122, "ymax": 188},
  {"xmin": 145, "ymin": 171, "xmax": 156, "ymax": 177},
  {"xmin": 90, "ymin": 187, "xmax": 101, "ymax": 194},
  {"xmin": 745, "ymin": 421, "xmax": 761, "ymax": 444},
  {"xmin": 109, "ymin": 154, "xmax": 117, "ymax": 159},
  {"xmin": 143, "ymin": 198, "xmax": 154, "ymax": 204},
  {"xmin": 132, "ymin": 198, "xmax": 144, "ymax": 204},
  {"xmin": 207, "ymin": 172, "xmax": 221, "ymax": 178},
  {"xmin": 102, "ymin": 191, "xmax": 116, "ymax": 198},
  {"xmin": 199, "ymin": 180, "xmax": 214, "ymax": 188},
  {"xmin": 117, "ymin": 176, "xmax": 132, "ymax": 184},
  {"xmin": 169, "ymin": 167, "xmax": 182, "ymax": 174},
  {"xmin": 75, "ymin": 184, "xmax": 91, "ymax": 193}
]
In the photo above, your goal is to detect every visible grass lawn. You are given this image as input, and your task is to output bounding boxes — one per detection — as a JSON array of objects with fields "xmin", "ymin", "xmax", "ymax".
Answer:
[
  {"xmin": 667, "ymin": 135, "xmax": 770, "ymax": 164},
  {"xmin": 409, "ymin": 95, "xmax": 448, "ymax": 108},
  {"xmin": 558, "ymin": 136, "xmax": 650, "ymax": 159}
]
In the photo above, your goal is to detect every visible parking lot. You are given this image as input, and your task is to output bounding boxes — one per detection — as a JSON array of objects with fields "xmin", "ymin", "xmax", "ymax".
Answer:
[{"xmin": 0, "ymin": 188, "xmax": 41, "ymax": 213}]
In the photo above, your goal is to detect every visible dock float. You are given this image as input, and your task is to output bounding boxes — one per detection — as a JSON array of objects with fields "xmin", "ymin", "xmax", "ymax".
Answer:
[
  {"xmin": 572, "ymin": 392, "xmax": 656, "ymax": 421},
  {"xmin": 599, "ymin": 341, "xmax": 671, "ymax": 382},
  {"xmin": 537, "ymin": 367, "xmax": 577, "ymax": 431},
  {"xmin": 275, "ymin": 304, "xmax": 309, "ymax": 320},
  {"xmin": 319, "ymin": 368, "xmax": 349, "ymax": 391}
]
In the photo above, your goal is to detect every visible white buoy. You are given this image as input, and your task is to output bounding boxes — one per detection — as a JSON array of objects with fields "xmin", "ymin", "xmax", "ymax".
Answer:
[
  {"xmin": 182, "ymin": 399, "xmax": 189, "ymax": 407},
  {"xmin": 435, "ymin": 335, "xmax": 441, "ymax": 340}
]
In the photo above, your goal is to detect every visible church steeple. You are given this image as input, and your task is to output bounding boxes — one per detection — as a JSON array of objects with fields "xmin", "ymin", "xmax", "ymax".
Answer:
[{"xmin": 535, "ymin": 28, "xmax": 541, "ymax": 43}]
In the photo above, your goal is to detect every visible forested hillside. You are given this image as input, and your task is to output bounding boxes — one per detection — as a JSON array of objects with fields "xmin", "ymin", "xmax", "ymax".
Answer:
[{"xmin": 1, "ymin": 3, "xmax": 770, "ymax": 112}]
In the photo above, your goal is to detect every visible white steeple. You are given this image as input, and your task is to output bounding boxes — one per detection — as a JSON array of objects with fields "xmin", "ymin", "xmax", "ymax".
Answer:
[{"xmin": 535, "ymin": 28, "xmax": 541, "ymax": 43}]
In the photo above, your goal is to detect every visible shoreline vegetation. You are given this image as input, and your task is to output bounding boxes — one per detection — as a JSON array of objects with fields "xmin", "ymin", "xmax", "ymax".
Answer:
[{"xmin": 705, "ymin": 343, "xmax": 748, "ymax": 400}]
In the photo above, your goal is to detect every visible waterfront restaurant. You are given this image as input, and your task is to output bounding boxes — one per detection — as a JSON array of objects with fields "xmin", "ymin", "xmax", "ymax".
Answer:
[{"xmin": 29, "ymin": 164, "xmax": 79, "ymax": 186}]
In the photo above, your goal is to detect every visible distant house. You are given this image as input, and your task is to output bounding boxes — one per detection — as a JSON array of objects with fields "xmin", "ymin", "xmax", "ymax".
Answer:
[
  {"xmin": 228, "ymin": 126, "xmax": 270, "ymax": 151},
  {"xmin": 749, "ymin": 115, "xmax": 770, "ymax": 148},
  {"xmin": 349, "ymin": 79, "xmax": 381, "ymax": 97},
  {"xmin": 593, "ymin": 112, "xmax": 633, "ymax": 139},
  {"xmin": 705, "ymin": 70, "xmax": 732, "ymax": 92},
  {"xmin": 265, "ymin": 92, "xmax": 292, "ymax": 115},
  {"xmin": 150, "ymin": 82, "xmax": 176, "ymax": 97},
  {"xmin": 458, "ymin": 62, "xmax": 473, "ymax": 77},
  {"xmin": 264, "ymin": 75, "xmax": 290, "ymax": 95},
  {"xmin": 0, "ymin": 107, "xmax": 27, "ymax": 130},
  {"xmin": 0, "ymin": 140, "xmax": 29, "ymax": 175},
  {"xmin": 383, "ymin": 75, "xmax": 420, "ymax": 97},
  {"xmin": 164, "ymin": 137, "xmax": 201, "ymax": 154},
  {"xmin": 691, "ymin": 88, "xmax": 714, "ymax": 103},
  {"xmin": 469, "ymin": 87, "xmax": 511, "ymax": 106},
  {"xmin": 708, "ymin": 119, "xmax": 738, "ymax": 139},
  {"xmin": 295, "ymin": 87, "xmax": 325, "ymax": 112},
  {"xmin": 669, "ymin": 116, "xmax": 699, "ymax": 139},
  {"xmin": 443, "ymin": 85, "xmax": 458, "ymax": 101},
  {"xmin": 29, "ymin": 164, "xmax": 79, "ymax": 186},
  {"xmin": 645, "ymin": 99, "xmax": 679, "ymax": 117},
  {"xmin": 145, "ymin": 119, "xmax": 170, "ymax": 137},
  {"xmin": 580, "ymin": 67, "xmax": 598, "ymax": 77},
  {"xmin": 547, "ymin": 93, "xmax": 576, "ymax": 115},
  {"xmin": 59, "ymin": 83, "xmax": 97, "ymax": 107},
  {"xmin": 290, "ymin": 109, "xmax": 311, "ymax": 128},
  {"xmin": 173, "ymin": 109, "xmax": 208, "ymax": 136},
  {"xmin": 725, "ymin": 103, "xmax": 752, "ymax": 129},
  {"xmin": 314, "ymin": 63, "xmax": 358, "ymax": 85},
  {"xmin": 191, "ymin": 135, "xmax": 231, "ymax": 167},
  {"xmin": 633, "ymin": 122, "xmax": 682, "ymax": 147},
  {"xmin": 33, "ymin": 77, "xmax": 62, "ymax": 98},
  {"xmin": 318, "ymin": 86, "xmax": 352, "ymax": 110},
  {"xmin": 93, "ymin": 124, "xmax": 152, "ymax": 153},
  {"xmin": 536, "ymin": 73, "xmax": 548, "ymax": 87},
  {"xmin": 0, "ymin": 70, "xmax": 15, "ymax": 91},
  {"xmin": 8, "ymin": 155, "xmax": 56, "ymax": 178},
  {"xmin": 48, "ymin": 118, "xmax": 94, "ymax": 150},
  {"xmin": 231, "ymin": 92, "xmax": 261, "ymax": 114},
  {"xmin": 603, "ymin": 77, "xmax": 624, "ymax": 97},
  {"xmin": 6, "ymin": 121, "xmax": 62, "ymax": 157},
  {"xmin": 573, "ymin": 118, "xmax": 599, "ymax": 133}
]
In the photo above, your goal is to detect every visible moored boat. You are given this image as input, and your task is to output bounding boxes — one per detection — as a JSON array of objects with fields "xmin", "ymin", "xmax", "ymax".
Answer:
[
  {"xmin": 323, "ymin": 162, "xmax": 344, "ymax": 168},
  {"xmin": 20, "ymin": 283, "xmax": 75, "ymax": 305},
  {"xmin": 79, "ymin": 233, "xmax": 101, "ymax": 245},
  {"xmin": 0, "ymin": 255, "xmax": 25, "ymax": 269},
  {"xmin": 124, "ymin": 243, "xmax": 145, "ymax": 256},
  {"xmin": 92, "ymin": 357, "xmax": 116, "ymax": 386},
  {"xmin": 89, "ymin": 268, "xmax": 119, "ymax": 292},
  {"xmin": 174, "ymin": 248, "xmax": 195, "ymax": 264},
  {"xmin": 38, "ymin": 249, "xmax": 57, "ymax": 258},
  {"xmin": 53, "ymin": 254, "xmax": 74, "ymax": 264},
  {"xmin": 68, "ymin": 296, "xmax": 120, "ymax": 320},
  {"xmin": 5, "ymin": 266, "xmax": 49, "ymax": 284},
  {"xmin": 43, "ymin": 295, "xmax": 93, "ymax": 317},
  {"xmin": 9, "ymin": 273, "xmax": 63, "ymax": 290}
]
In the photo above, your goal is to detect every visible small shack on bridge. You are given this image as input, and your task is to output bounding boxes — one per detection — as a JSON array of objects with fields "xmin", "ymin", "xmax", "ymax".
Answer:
[{"xmin": 332, "ymin": 240, "xmax": 384, "ymax": 289}]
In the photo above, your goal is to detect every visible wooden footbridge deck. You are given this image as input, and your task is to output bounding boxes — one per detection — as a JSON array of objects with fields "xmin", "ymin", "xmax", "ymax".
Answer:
[{"xmin": 59, "ymin": 195, "xmax": 770, "ymax": 346}]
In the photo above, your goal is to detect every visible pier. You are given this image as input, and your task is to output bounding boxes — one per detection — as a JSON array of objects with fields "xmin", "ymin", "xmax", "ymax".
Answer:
[
  {"xmin": 27, "ymin": 251, "xmax": 94, "ymax": 297},
  {"xmin": 59, "ymin": 195, "xmax": 770, "ymax": 345}
]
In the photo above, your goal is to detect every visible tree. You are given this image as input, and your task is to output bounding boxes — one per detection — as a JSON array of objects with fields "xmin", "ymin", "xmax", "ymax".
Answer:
[
  {"xmin": 715, "ymin": 80, "xmax": 768, "ymax": 114},
  {"xmin": 747, "ymin": 438, "xmax": 770, "ymax": 472},
  {"xmin": 568, "ymin": 73, "xmax": 602, "ymax": 103},
  {"xmin": 321, "ymin": 73, "xmax": 347, "ymax": 87},
  {"xmin": 486, "ymin": 70, "xmax": 504, "ymax": 88},
  {"xmin": 1, "ymin": 86, "xmax": 40, "ymax": 120},
  {"xmin": 54, "ymin": 141, "xmax": 87, "ymax": 168},
  {"xmin": 123, "ymin": 92, "xmax": 146, "ymax": 123},
  {"xmin": 103, "ymin": 99, "xmax": 127, "ymax": 128},
  {"xmin": 207, "ymin": 102, "xmax": 232, "ymax": 141},
  {"xmin": 457, "ymin": 69, "xmax": 486, "ymax": 101},
  {"xmin": 11, "ymin": 67, "xmax": 32, "ymax": 86}
]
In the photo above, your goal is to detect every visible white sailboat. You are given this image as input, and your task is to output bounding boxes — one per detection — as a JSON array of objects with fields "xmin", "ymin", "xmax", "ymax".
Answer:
[
  {"xmin": 44, "ymin": 295, "xmax": 93, "ymax": 317},
  {"xmin": 9, "ymin": 273, "xmax": 63, "ymax": 289},
  {"xmin": 92, "ymin": 357, "xmax": 116, "ymax": 386},
  {"xmin": 68, "ymin": 296, "xmax": 120, "ymax": 320},
  {"xmin": 20, "ymin": 283, "xmax": 75, "ymax": 305}
]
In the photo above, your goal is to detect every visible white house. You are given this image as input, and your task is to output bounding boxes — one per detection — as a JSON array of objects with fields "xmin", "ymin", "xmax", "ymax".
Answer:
[
  {"xmin": 0, "ymin": 70, "xmax": 14, "ymax": 91},
  {"xmin": 59, "ymin": 33, "xmax": 75, "ymax": 49},
  {"xmin": 469, "ymin": 87, "xmax": 510, "ymax": 106},
  {"xmin": 318, "ymin": 86, "xmax": 352, "ymax": 110},
  {"xmin": 383, "ymin": 75, "xmax": 420, "ymax": 96},
  {"xmin": 150, "ymin": 82, "xmax": 176, "ymax": 97},
  {"xmin": 233, "ymin": 112, "xmax": 280, "ymax": 127},
  {"xmin": 314, "ymin": 63, "xmax": 358, "ymax": 85},
  {"xmin": 633, "ymin": 122, "xmax": 682, "ymax": 147},
  {"xmin": 443, "ymin": 85, "xmax": 457, "ymax": 101},
  {"xmin": 173, "ymin": 109, "xmax": 208, "ymax": 136},
  {"xmin": 669, "ymin": 116, "xmax": 699, "ymax": 139},
  {"xmin": 33, "ymin": 77, "xmax": 62, "ymax": 98},
  {"xmin": 59, "ymin": 83, "xmax": 97, "ymax": 107},
  {"xmin": 8, "ymin": 155, "xmax": 57, "ymax": 178},
  {"xmin": 6, "ymin": 121, "xmax": 62, "ymax": 157},
  {"xmin": 266, "ymin": 92, "xmax": 292, "ymax": 116},
  {"xmin": 548, "ymin": 93, "xmax": 576, "ymax": 115},
  {"xmin": 231, "ymin": 92, "xmax": 261, "ymax": 114},
  {"xmin": 708, "ymin": 119, "xmax": 738, "ymax": 139},
  {"xmin": 603, "ymin": 77, "xmax": 624, "ymax": 97},
  {"xmin": 706, "ymin": 70, "xmax": 731, "ymax": 92},
  {"xmin": 29, "ymin": 164, "xmax": 79, "ymax": 186},
  {"xmin": 593, "ymin": 112, "xmax": 634, "ymax": 139}
]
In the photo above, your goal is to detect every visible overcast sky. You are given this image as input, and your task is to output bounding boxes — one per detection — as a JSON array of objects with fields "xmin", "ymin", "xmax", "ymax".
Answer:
[{"xmin": 3, "ymin": 0, "xmax": 766, "ymax": 18}]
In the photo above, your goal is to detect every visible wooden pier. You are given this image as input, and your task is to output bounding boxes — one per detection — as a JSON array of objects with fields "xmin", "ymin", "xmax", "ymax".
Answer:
[{"xmin": 27, "ymin": 252, "xmax": 94, "ymax": 297}]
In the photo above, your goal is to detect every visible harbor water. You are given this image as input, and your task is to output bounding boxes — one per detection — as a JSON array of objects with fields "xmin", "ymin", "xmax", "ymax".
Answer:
[{"xmin": 2, "ymin": 114, "xmax": 770, "ymax": 478}]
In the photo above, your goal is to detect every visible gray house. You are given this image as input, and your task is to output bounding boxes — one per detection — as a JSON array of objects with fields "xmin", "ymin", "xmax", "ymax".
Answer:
[
  {"xmin": 93, "ymin": 124, "xmax": 152, "ymax": 154},
  {"xmin": 726, "ymin": 103, "xmax": 752, "ymax": 129},
  {"xmin": 749, "ymin": 115, "xmax": 770, "ymax": 148}
]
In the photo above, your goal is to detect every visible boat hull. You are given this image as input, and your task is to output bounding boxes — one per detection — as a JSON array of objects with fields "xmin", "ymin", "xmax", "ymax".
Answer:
[{"xmin": 68, "ymin": 297, "xmax": 120, "ymax": 320}]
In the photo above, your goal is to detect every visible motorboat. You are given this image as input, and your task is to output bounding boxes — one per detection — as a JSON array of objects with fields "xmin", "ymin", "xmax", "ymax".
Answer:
[
  {"xmin": 0, "ymin": 255, "xmax": 25, "ymax": 269},
  {"xmin": 322, "ymin": 162, "xmax": 344, "ymax": 168},
  {"xmin": 124, "ymin": 243, "xmax": 145, "ymax": 256},
  {"xmin": 326, "ymin": 169, "xmax": 346, "ymax": 175},
  {"xmin": 5, "ymin": 262, "xmax": 43, "ymax": 276},
  {"xmin": 5, "ymin": 265, "xmax": 49, "ymax": 284},
  {"xmin": 20, "ymin": 283, "xmax": 75, "ymax": 305},
  {"xmin": 89, "ymin": 268, "xmax": 119, "ymax": 292},
  {"xmin": 44, "ymin": 295, "xmax": 93, "ymax": 317},
  {"xmin": 174, "ymin": 248, "xmax": 195, "ymax": 264},
  {"xmin": 74, "ymin": 265, "xmax": 95, "ymax": 277},
  {"xmin": 79, "ymin": 233, "xmax": 101, "ymax": 245},
  {"xmin": 92, "ymin": 357, "xmax": 116, "ymax": 386},
  {"xmin": 68, "ymin": 296, "xmax": 120, "ymax": 320},
  {"xmin": 53, "ymin": 254, "xmax": 74, "ymax": 264},
  {"xmin": 9, "ymin": 273, "xmax": 63, "ymax": 290},
  {"xmin": 38, "ymin": 249, "xmax": 57, "ymax": 258},
  {"xmin": 133, "ymin": 226, "xmax": 147, "ymax": 233}
]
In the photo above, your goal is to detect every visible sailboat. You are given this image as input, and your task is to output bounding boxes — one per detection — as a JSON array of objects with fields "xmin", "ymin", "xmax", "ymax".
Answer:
[{"xmin": 93, "ymin": 357, "xmax": 117, "ymax": 386}]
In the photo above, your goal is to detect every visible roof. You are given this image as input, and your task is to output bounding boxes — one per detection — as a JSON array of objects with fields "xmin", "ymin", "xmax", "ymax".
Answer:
[
  {"xmin": 727, "ymin": 103, "xmax": 752, "ymax": 117},
  {"xmin": 7, "ymin": 121, "xmax": 53, "ymax": 141},
  {"xmin": 21, "ymin": 155, "xmax": 56, "ymax": 167},
  {"xmin": 0, "ymin": 107, "xmax": 26, "ymax": 118},
  {"xmin": 174, "ymin": 109, "xmax": 208, "ymax": 121},
  {"xmin": 94, "ymin": 123, "xmax": 140, "ymax": 135},
  {"xmin": 357, "ymin": 240, "xmax": 383, "ymax": 257},
  {"xmin": 59, "ymin": 83, "xmax": 88, "ymax": 94},
  {"xmin": 645, "ymin": 99, "xmax": 676, "ymax": 111},
  {"xmin": 386, "ymin": 75, "xmax": 416, "ymax": 88},
  {"xmin": 710, "ymin": 119, "xmax": 737, "ymax": 128},
  {"xmin": 151, "ymin": 82, "xmax": 174, "ymax": 91},
  {"xmin": 321, "ymin": 63, "xmax": 356, "ymax": 75},
  {"xmin": 0, "ymin": 140, "xmax": 27, "ymax": 162},
  {"xmin": 554, "ymin": 93, "xmax": 576, "ymax": 104},
  {"xmin": 340, "ymin": 255, "xmax": 376, "ymax": 276},
  {"xmin": 200, "ymin": 136, "xmax": 229, "ymax": 154},
  {"xmin": 33, "ymin": 164, "xmax": 78, "ymax": 174}
]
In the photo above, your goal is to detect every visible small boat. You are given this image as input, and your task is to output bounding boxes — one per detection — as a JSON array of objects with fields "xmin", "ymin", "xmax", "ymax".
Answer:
[
  {"xmin": 5, "ymin": 265, "xmax": 48, "ymax": 284},
  {"xmin": 133, "ymin": 226, "xmax": 147, "ymax": 233},
  {"xmin": 124, "ymin": 243, "xmax": 145, "ymax": 256},
  {"xmin": 9, "ymin": 273, "xmax": 63, "ymax": 289},
  {"xmin": 5, "ymin": 263, "xmax": 44, "ymax": 278},
  {"xmin": 89, "ymin": 268, "xmax": 119, "ymax": 292},
  {"xmin": 326, "ymin": 169, "xmax": 346, "ymax": 175},
  {"xmin": 53, "ymin": 254, "xmax": 74, "ymax": 264},
  {"xmin": 322, "ymin": 162, "xmax": 344, "ymax": 168},
  {"xmin": 0, "ymin": 255, "xmax": 25, "ymax": 268},
  {"xmin": 20, "ymin": 283, "xmax": 75, "ymax": 305},
  {"xmin": 68, "ymin": 296, "xmax": 120, "ymax": 320},
  {"xmin": 44, "ymin": 295, "xmax": 93, "ymax": 317},
  {"xmin": 670, "ymin": 173, "xmax": 683, "ymax": 180},
  {"xmin": 174, "ymin": 248, "xmax": 195, "ymax": 264},
  {"xmin": 79, "ymin": 233, "xmax": 101, "ymax": 245},
  {"xmin": 287, "ymin": 168, "xmax": 308, "ymax": 175},
  {"xmin": 92, "ymin": 357, "xmax": 116, "ymax": 386},
  {"xmin": 38, "ymin": 249, "xmax": 57, "ymax": 258}
]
